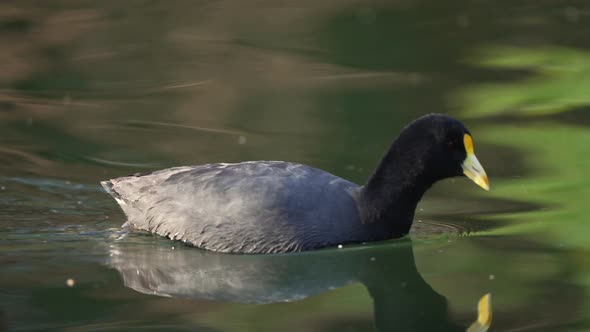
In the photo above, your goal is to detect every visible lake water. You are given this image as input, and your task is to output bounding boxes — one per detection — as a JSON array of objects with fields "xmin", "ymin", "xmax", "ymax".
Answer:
[{"xmin": 1, "ymin": 1, "xmax": 589, "ymax": 331}]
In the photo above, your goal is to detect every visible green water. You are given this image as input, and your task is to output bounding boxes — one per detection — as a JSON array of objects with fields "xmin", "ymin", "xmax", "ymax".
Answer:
[{"xmin": 1, "ymin": 2, "xmax": 589, "ymax": 331}]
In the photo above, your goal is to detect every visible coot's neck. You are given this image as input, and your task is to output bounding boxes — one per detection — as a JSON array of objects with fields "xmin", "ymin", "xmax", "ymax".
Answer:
[{"xmin": 359, "ymin": 134, "xmax": 437, "ymax": 237}]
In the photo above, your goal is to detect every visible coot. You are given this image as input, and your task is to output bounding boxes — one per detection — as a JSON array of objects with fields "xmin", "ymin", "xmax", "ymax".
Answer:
[{"xmin": 102, "ymin": 114, "xmax": 489, "ymax": 253}]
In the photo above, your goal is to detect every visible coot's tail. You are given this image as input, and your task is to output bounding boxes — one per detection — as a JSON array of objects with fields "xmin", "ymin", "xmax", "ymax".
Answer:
[
  {"xmin": 101, "ymin": 179, "xmax": 130, "ymax": 209},
  {"xmin": 100, "ymin": 180, "xmax": 117, "ymax": 198},
  {"xmin": 101, "ymin": 178, "xmax": 135, "ymax": 228},
  {"xmin": 100, "ymin": 167, "xmax": 195, "ymax": 228}
]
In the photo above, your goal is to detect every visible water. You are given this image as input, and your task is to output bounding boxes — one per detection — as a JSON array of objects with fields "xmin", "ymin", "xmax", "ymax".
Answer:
[{"xmin": 1, "ymin": 1, "xmax": 589, "ymax": 331}]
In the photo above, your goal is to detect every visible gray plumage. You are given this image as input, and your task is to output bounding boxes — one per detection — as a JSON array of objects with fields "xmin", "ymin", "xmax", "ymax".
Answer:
[{"xmin": 102, "ymin": 161, "xmax": 370, "ymax": 254}]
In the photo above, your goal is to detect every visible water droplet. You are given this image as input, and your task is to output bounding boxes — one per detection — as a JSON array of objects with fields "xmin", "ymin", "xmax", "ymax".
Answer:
[
  {"xmin": 337, "ymin": 244, "xmax": 343, "ymax": 249},
  {"xmin": 489, "ymin": 274, "xmax": 495, "ymax": 280},
  {"xmin": 66, "ymin": 278, "xmax": 75, "ymax": 287}
]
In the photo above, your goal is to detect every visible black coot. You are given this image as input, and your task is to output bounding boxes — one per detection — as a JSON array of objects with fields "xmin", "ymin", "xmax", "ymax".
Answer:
[{"xmin": 102, "ymin": 114, "xmax": 489, "ymax": 254}]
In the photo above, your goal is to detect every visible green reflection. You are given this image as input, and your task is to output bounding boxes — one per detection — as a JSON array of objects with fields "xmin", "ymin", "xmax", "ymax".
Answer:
[
  {"xmin": 454, "ymin": 45, "xmax": 590, "ymax": 320},
  {"xmin": 456, "ymin": 46, "xmax": 590, "ymax": 117},
  {"xmin": 455, "ymin": 45, "xmax": 590, "ymax": 248}
]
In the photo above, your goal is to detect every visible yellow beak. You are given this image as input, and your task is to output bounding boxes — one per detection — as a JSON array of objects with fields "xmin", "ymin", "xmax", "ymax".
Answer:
[{"xmin": 462, "ymin": 134, "xmax": 490, "ymax": 191}]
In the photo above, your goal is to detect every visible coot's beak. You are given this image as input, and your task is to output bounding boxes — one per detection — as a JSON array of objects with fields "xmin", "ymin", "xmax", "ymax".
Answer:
[{"xmin": 461, "ymin": 134, "xmax": 490, "ymax": 191}]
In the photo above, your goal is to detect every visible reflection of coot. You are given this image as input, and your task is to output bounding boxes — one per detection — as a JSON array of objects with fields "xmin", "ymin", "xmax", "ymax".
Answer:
[
  {"xmin": 102, "ymin": 114, "xmax": 489, "ymax": 254},
  {"xmin": 109, "ymin": 238, "xmax": 463, "ymax": 332}
]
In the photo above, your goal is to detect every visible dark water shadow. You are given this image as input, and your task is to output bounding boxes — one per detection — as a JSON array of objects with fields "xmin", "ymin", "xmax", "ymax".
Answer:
[{"xmin": 108, "ymin": 237, "xmax": 464, "ymax": 332}]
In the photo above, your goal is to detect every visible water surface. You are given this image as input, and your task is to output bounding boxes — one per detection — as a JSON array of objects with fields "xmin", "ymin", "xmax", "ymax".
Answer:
[{"xmin": 1, "ymin": 2, "xmax": 590, "ymax": 331}]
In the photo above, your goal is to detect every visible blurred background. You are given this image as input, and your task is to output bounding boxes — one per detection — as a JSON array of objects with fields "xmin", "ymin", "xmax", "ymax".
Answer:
[{"xmin": 1, "ymin": 1, "xmax": 590, "ymax": 331}]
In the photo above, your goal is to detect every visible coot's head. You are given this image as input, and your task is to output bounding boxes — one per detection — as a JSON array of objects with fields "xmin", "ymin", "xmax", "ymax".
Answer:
[{"xmin": 397, "ymin": 114, "xmax": 490, "ymax": 190}]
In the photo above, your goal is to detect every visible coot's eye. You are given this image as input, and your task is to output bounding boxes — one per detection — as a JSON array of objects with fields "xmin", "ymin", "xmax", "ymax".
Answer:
[{"xmin": 447, "ymin": 141, "xmax": 455, "ymax": 149}]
